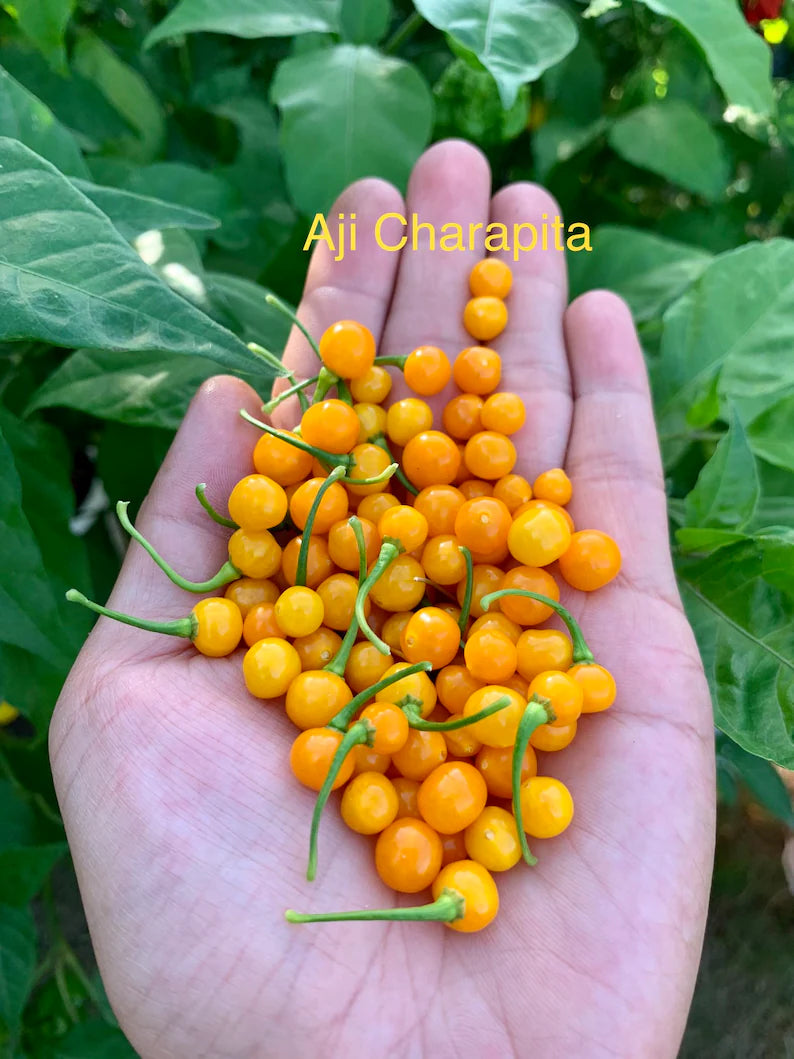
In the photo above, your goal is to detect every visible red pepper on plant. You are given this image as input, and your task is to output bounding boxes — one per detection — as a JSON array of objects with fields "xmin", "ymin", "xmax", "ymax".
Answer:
[{"xmin": 742, "ymin": 0, "xmax": 784, "ymax": 25}]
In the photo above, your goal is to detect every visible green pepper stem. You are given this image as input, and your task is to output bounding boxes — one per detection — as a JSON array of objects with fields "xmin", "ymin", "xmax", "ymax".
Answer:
[
  {"xmin": 324, "ymin": 517, "xmax": 369, "ymax": 677},
  {"xmin": 307, "ymin": 720, "xmax": 373, "ymax": 881},
  {"xmin": 195, "ymin": 484, "xmax": 238, "ymax": 529},
  {"xmin": 66, "ymin": 589, "xmax": 196, "ymax": 639},
  {"xmin": 313, "ymin": 365, "xmax": 340, "ymax": 403},
  {"xmin": 264, "ymin": 294, "xmax": 321, "ymax": 361},
  {"xmin": 116, "ymin": 502, "xmax": 240, "ymax": 592},
  {"xmin": 403, "ymin": 695, "xmax": 511, "ymax": 731},
  {"xmin": 328, "ymin": 660, "xmax": 432, "ymax": 732},
  {"xmin": 261, "ymin": 373, "xmax": 319, "ymax": 415},
  {"xmin": 480, "ymin": 588, "xmax": 594, "ymax": 664},
  {"xmin": 512, "ymin": 696, "xmax": 554, "ymax": 867},
  {"xmin": 372, "ymin": 436, "xmax": 418, "ymax": 496},
  {"xmin": 457, "ymin": 547, "xmax": 474, "ymax": 633},
  {"xmin": 354, "ymin": 539, "xmax": 403, "ymax": 653},
  {"xmin": 248, "ymin": 342, "xmax": 310, "ymax": 412},
  {"xmin": 342, "ymin": 463, "xmax": 398, "ymax": 487},
  {"xmin": 286, "ymin": 886, "xmax": 464, "ymax": 925},
  {"xmin": 239, "ymin": 410, "xmax": 351, "ymax": 469},
  {"xmin": 295, "ymin": 466, "xmax": 347, "ymax": 587},
  {"xmin": 372, "ymin": 355, "xmax": 408, "ymax": 369},
  {"xmin": 246, "ymin": 341, "xmax": 288, "ymax": 374}
]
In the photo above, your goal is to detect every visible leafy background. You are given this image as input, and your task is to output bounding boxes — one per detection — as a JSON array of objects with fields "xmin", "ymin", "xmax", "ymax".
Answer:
[{"xmin": 1, "ymin": 0, "xmax": 793, "ymax": 1054}]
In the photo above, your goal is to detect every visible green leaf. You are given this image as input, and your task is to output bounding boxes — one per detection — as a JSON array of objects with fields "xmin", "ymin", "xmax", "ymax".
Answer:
[
  {"xmin": 747, "ymin": 395, "xmax": 794, "ymax": 474},
  {"xmin": 684, "ymin": 414, "xmax": 759, "ymax": 530},
  {"xmin": 2, "ymin": 0, "xmax": 75, "ymax": 74},
  {"xmin": 716, "ymin": 734, "xmax": 794, "ymax": 827},
  {"xmin": 677, "ymin": 533, "xmax": 794, "ymax": 768},
  {"xmin": 434, "ymin": 58, "xmax": 529, "ymax": 148},
  {"xmin": 72, "ymin": 31, "xmax": 166, "ymax": 163},
  {"xmin": 145, "ymin": 0, "xmax": 341, "ymax": 48},
  {"xmin": 272, "ymin": 44, "xmax": 433, "ymax": 215},
  {"xmin": 542, "ymin": 33, "xmax": 604, "ymax": 127},
  {"xmin": 0, "ymin": 409, "xmax": 92, "ymax": 644},
  {"xmin": 567, "ymin": 225, "xmax": 712, "ymax": 323},
  {"xmin": 0, "ymin": 139, "xmax": 256, "ymax": 374},
  {"xmin": 97, "ymin": 161, "xmax": 243, "ymax": 251},
  {"xmin": 96, "ymin": 423, "xmax": 173, "ymax": 522},
  {"xmin": 0, "ymin": 65, "xmax": 89, "ymax": 177},
  {"xmin": 0, "ymin": 781, "xmax": 66, "ymax": 905},
  {"xmin": 655, "ymin": 240, "xmax": 794, "ymax": 453},
  {"xmin": 206, "ymin": 273, "xmax": 291, "ymax": 349},
  {"xmin": 0, "ymin": 409, "xmax": 91, "ymax": 730},
  {"xmin": 777, "ymin": 83, "xmax": 794, "ymax": 148},
  {"xmin": 340, "ymin": 0, "xmax": 391, "ymax": 43},
  {"xmin": 0, "ymin": 424, "xmax": 68, "ymax": 667},
  {"xmin": 209, "ymin": 98, "xmax": 297, "ymax": 264},
  {"xmin": 0, "ymin": 44, "xmax": 132, "ymax": 151},
  {"xmin": 675, "ymin": 527, "xmax": 749, "ymax": 555},
  {"xmin": 71, "ymin": 180, "xmax": 220, "ymax": 242},
  {"xmin": 414, "ymin": 0, "xmax": 578, "ymax": 108},
  {"xmin": 27, "ymin": 348, "xmax": 223, "ymax": 429},
  {"xmin": 134, "ymin": 228, "xmax": 212, "ymax": 312},
  {"xmin": 0, "ymin": 904, "xmax": 37, "ymax": 1032},
  {"xmin": 608, "ymin": 101, "xmax": 730, "ymax": 200},
  {"xmin": 532, "ymin": 116, "xmax": 606, "ymax": 180},
  {"xmin": 635, "ymin": 0, "xmax": 775, "ymax": 117},
  {"xmin": 54, "ymin": 1020, "xmax": 137, "ymax": 1059}
]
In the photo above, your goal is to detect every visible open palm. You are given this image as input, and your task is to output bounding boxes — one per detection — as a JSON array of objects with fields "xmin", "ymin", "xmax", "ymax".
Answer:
[{"xmin": 51, "ymin": 142, "xmax": 715, "ymax": 1059}]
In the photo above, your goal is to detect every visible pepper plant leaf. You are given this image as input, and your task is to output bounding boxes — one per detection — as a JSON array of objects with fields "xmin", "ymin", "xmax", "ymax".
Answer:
[
  {"xmin": 0, "ymin": 138, "xmax": 258, "ymax": 374},
  {"xmin": 677, "ymin": 532, "xmax": 794, "ymax": 768},
  {"xmin": 414, "ymin": 0, "xmax": 578, "ymax": 108},
  {"xmin": 145, "ymin": 0, "xmax": 342, "ymax": 48},
  {"xmin": 635, "ymin": 0, "xmax": 775, "ymax": 116},
  {"xmin": 271, "ymin": 44, "xmax": 433, "ymax": 215}
]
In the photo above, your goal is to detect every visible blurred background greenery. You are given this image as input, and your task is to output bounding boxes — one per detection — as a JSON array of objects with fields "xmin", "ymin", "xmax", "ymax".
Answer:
[{"xmin": 0, "ymin": 0, "xmax": 793, "ymax": 1054}]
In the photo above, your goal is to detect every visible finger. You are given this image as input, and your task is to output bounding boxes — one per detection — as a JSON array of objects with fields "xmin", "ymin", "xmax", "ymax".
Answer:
[
  {"xmin": 104, "ymin": 376, "xmax": 263, "ymax": 633},
  {"xmin": 380, "ymin": 140, "xmax": 492, "ymax": 401},
  {"xmin": 487, "ymin": 183, "xmax": 571, "ymax": 476},
  {"xmin": 274, "ymin": 177, "xmax": 405, "ymax": 425},
  {"xmin": 564, "ymin": 291, "xmax": 679, "ymax": 602}
]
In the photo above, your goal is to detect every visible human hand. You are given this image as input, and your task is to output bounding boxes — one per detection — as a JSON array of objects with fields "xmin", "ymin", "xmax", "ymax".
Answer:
[{"xmin": 50, "ymin": 141, "xmax": 715, "ymax": 1058}]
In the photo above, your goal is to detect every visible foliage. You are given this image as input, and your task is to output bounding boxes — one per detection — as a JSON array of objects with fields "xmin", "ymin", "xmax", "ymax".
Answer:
[{"xmin": 0, "ymin": 0, "xmax": 793, "ymax": 1051}]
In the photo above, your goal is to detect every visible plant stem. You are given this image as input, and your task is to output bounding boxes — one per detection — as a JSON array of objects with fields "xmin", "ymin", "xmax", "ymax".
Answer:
[
  {"xmin": 403, "ymin": 695, "xmax": 511, "ymax": 731},
  {"xmin": 307, "ymin": 720, "xmax": 373, "ymax": 880},
  {"xmin": 287, "ymin": 886, "xmax": 464, "ymax": 924},
  {"xmin": 372, "ymin": 435, "xmax": 418, "ymax": 495},
  {"xmin": 342, "ymin": 462, "xmax": 398, "ymax": 488},
  {"xmin": 328, "ymin": 660, "xmax": 432, "ymax": 732},
  {"xmin": 295, "ymin": 466, "xmax": 347, "ymax": 586},
  {"xmin": 457, "ymin": 546, "xmax": 474, "ymax": 633},
  {"xmin": 354, "ymin": 539, "xmax": 403, "ymax": 653},
  {"xmin": 512, "ymin": 697, "xmax": 553, "ymax": 867},
  {"xmin": 246, "ymin": 341, "xmax": 289, "ymax": 374},
  {"xmin": 323, "ymin": 517, "xmax": 368, "ymax": 677},
  {"xmin": 265, "ymin": 293, "xmax": 321, "ymax": 361},
  {"xmin": 195, "ymin": 484, "xmax": 238, "ymax": 529},
  {"xmin": 262, "ymin": 373, "xmax": 319, "ymax": 415},
  {"xmin": 66, "ymin": 590, "xmax": 195, "ymax": 640},
  {"xmin": 116, "ymin": 501, "xmax": 240, "ymax": 592},
  {"xmin": 481, "ymin": 588, "xmax": 594, "ymax": 664},
  {"xmin": 372, "ymin": 354, "xmax": 408, "ymax": 368},
  {"xmin": 313, "ymin": 365, "xmax": 340, "ymax": 402},
  {"xmin": 383, "ymin": 10, "xmax": 424, "ymax": 53},
  {"xmin": 239, "ymin": 410, "xmax": 351, "ymax": 468}
]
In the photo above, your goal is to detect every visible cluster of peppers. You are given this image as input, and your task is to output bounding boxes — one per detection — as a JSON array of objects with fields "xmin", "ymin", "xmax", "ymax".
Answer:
[{"xmin": 69, "ymin": 258, "xmax": 621, "ymax": 933}]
